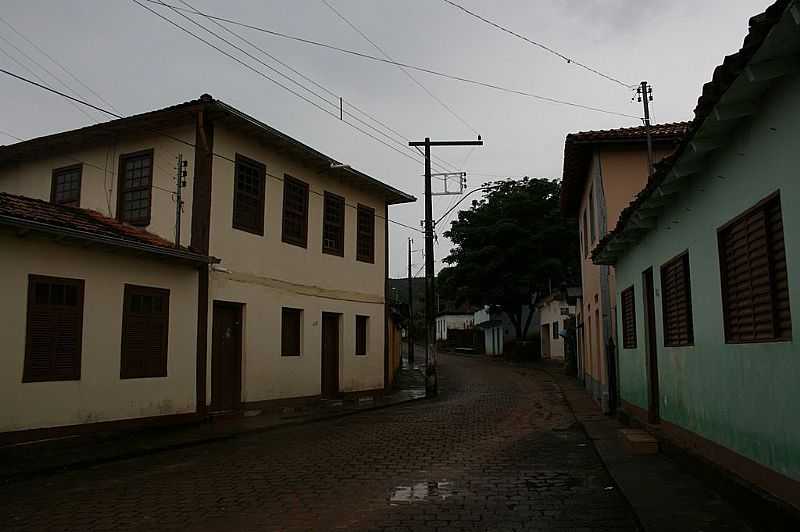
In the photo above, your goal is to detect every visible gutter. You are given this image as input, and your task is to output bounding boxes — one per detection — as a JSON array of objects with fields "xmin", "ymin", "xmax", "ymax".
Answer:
[{"xmin": 0, "ymin": 215, "xmax": 219, "ymax": 265}]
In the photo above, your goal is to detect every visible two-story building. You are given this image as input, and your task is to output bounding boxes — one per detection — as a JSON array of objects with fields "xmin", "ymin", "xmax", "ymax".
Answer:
[
  {"xmin": 0, "ymin": 94, "xmax": 415, "ymax": 439},
  {"xmin": 560, "ymin": 122, "xmax": 687, "ymax": 410},
  {"xmin": 594, "ymin": 0, "xmax": 800, "ymax": 510}
]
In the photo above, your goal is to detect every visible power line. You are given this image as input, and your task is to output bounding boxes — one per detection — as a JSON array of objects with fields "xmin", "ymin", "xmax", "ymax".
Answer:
[
  {"xmin": 0, "ymin": 67, "xmax": 423, "ymax": 235},
  {"xmin": 320, "ymin": 0, "xmax": 478, "ymax": 136},
  {"xmin": 139, "ymin": 0, "xmax": 640, "ymax": 119},
  {"xmin": 441, "ymin": 0, "xmax": 636, "ymax": 89}
]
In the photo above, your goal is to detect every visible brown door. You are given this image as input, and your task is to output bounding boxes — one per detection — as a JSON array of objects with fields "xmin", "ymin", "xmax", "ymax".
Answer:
[
  {"xmin": 541, "ymin": 324, "xmax": 551, "ymax": 358},
  {"xmin": 211, "ymin": 302, "xmax": 242, "ymax": 413},
  {"xmin": 642, "ymin": 268, "xmax": 660, "ymax": 423},
  {"xmin": 321, "ymin": 313, "xmax": 340, "ymax": 398}
]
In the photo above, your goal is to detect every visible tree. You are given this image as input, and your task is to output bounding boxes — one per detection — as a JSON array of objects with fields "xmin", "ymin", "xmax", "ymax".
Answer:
[{"xmin": 439, "ymin": 177, "xmax": 579, "ymax": 341}]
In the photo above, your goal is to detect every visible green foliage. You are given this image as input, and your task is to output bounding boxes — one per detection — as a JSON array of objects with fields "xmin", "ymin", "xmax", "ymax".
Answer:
[{"xmin": 439, "ymin": 177, "xmax": 579, "ymax": 337}]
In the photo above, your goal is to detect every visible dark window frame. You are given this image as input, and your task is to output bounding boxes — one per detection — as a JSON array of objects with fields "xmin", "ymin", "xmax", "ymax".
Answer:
[
  {"xmin": 660, "ymin": 251, "xmax": 694, "ymax": 347},
  {"xmin": 23, "ymin": 275, "xmax": 84, "ymax": 383},
  {"xmin": 356, "ymin": 204, "xmax": 375, "ymax": 263},
  {"xmin": 718, "ymin": 192, "xmax": 792, "ymax": 344},
  {"xmin": 232, "ymin": 153, "xmax": 267, "ymax": 236},
  {"xmin": 355, "ymin": 315, "xmax": 368, "ymax": 356},
  {"xmin": 51, "ymin": 163, "xmax": 83, "ymax": 207},
  {"xmin": 281, "ymin": 307, "xmax": 303, "ymax": 356},
  {"xmin": 588, "ymin": 186, "xmax": 596, "ymax": 244},
  {"xmin": 552, "ymin": 321, "xmax": 559, "ymax": 339},
  {"xmin": 117, "ymin": 149, "xmax": 154, "ymax": 226},
  {"xmin": 582, "ymin": 209, "xmax": 589, "ymax": 258},
  {"xmin": 620, "ymin": 286, "xmax": 637, "ymax": 349},
  {"xmin": 120, "ymin": 284, "xmax": 170, "ymax": 379},
  {"xmin": 322, "ymin": 191, "xmax": 345, "ymax": 257},
  {"xmin": 281, "ymin": 174, "xmax": 309, "ymax": 248}
]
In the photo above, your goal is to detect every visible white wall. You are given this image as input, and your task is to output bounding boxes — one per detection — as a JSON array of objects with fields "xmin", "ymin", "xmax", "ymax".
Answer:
[{"xmin": 435, "ymin": 314, "xmax": 474, "ymax": 341}]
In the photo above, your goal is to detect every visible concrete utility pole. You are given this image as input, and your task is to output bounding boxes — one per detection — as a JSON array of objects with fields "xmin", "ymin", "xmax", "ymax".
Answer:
[
  {"xmin": 638, "ymin": 81, "xmax": 655, "ymax": 178},
  {"xmin": 174, "ymin": 154, "xmax": 187, "ymax": 247},
  {"xmin": 408, "ymin": 137, "xmax": 483, "ymax": 397},
  {"xmin": 407, "ymin": 237, "xmax": 414, "ymax": 367}
]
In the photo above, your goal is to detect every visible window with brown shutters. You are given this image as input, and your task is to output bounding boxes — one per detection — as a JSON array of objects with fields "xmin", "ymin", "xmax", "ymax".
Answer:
[
  {"xmin": 233, "ymin": 154, "xmax": 266, "ymax": 235},
  {"xmin": 718, "ymin": 193, "xmax": 791, "ymax": 343},
  {"xmin": 282, "ymin": 175, "xmax": 309, "ymax": 247},
  {"xmin": 356, "ymin": 204, "xmax": 375, "ymax": 263},
  {"xmin": 51, "ymin": 164, "xmax": 82, "ymax": 207},
  {"xmin": 660, "ymin": 252, "xmax": 694, "ymax": 347},
  {"xmin": 121, "ymin": 285, "xmax": 169, "ymax": 379},
  {"xmin": 355, "ymin": 315, "xmax": 368, "ymax": 356},
  {"xmin": 24, "ymin": 275, "xmax": 84, "ymax": 382},
  {"xmin": 281, "ymin": 308, "xmax": 302, "ymax": 356},
  {"xmin": 621, "ymin": 286, "xmax": 637, "ymax": 349},
  {"xmin": 118, "ymin": 150, "xmax": 153, "ymax": 226},
  {"xmin": 322, "ymin": 192, "xmax": 345, "ymax": 256}
]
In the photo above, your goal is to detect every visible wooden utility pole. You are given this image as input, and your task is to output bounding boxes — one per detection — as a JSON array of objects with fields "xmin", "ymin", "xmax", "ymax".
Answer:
[
  {"xmin": 638, "ymin": 81, "xmax": 654, "ymax": 178},
  {"xmin": 408, "ymin": 137, "xmax": 482, "ymax": 397},
  {"xmin": 407, "ymin": 237, "xmax": 414, "ymax": 366}
]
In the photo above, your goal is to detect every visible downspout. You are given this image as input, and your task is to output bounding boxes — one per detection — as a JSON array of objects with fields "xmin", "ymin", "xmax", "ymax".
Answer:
[{"xmin": 595, "ymin": 149, "xmax": 617, "ymax": 414}]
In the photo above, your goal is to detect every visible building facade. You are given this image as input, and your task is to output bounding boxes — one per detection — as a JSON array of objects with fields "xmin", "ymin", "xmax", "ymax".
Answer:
[
  {"xmin": 536, "ymin": 288, "xmax": 579, "ymax": 360},
  {"xmin": 561, "ymin": 122, "xmax": 687, "ymax": 408},
  {"xmin": 435, "ymin": 313, "xmax": 474, "ymax": 342},
  {"xmin": 594, "ymin": 0, "xmax": 800, "ymax": 510},
  {"xmin": 0, "ymin": 95, "xmax": 414, "ymax": 437}
]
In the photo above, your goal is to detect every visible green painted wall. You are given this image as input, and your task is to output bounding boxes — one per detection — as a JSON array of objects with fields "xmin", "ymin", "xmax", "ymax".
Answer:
[{"xmin": 615, "ymin": 73, "xmax": 800, "ymax": 482}]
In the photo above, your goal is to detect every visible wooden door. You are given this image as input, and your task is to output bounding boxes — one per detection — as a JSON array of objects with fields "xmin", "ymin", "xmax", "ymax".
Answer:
[
  {"xmin": 321, "ymin": 313, "xmax": 340, "ymax": 398},
  {"xmin": 541, "ymin": 324, "xmax": 551, "ymax": 358},
  {"xmin": 643, "ymin": 268, "xmax": 660, "ymax": 423},
  {"xmin": 211, "ymin": 302, "xmax": 242, "ymax": 413}
]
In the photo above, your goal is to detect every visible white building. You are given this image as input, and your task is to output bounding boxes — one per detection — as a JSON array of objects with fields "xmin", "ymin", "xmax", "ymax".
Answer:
[
  {"xmin": 536, "ymin": 288, "xmax": 579, "ymax": 360},
  {"xmin": 473, "ymin": 306, "xmax": 503, "ymax": 356},
  {"xmin": 435, "ymin": 312, "xmax": 474, "ymax": 342}
]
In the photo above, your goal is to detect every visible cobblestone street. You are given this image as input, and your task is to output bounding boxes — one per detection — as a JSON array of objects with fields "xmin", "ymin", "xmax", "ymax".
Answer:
[{"xmin": 0, "ymin": 354, "xmax": 639, "ymax": 531}]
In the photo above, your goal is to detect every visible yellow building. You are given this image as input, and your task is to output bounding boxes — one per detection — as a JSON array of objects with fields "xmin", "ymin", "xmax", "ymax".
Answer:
[
  {"xmin": 0, "ymin": 95, "xmax": 414, "ymax": 439},
  {"xmin": 560, "ymin": 123, "xmax": 686, "ymax": 410}
]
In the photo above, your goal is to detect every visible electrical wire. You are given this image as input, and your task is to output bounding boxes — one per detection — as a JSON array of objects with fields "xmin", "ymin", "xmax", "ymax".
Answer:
[
  {"xmin": 320, "ymin": 0, "xmax": 479, "ymax": 136},
  {"xmin": 435, "ymin": 185, "xmax": 501, "ymax": 226},
  {"xmin": 0, "ymin": 68, "xmax": 423, "ymax": 234},
  {"xmin": 138, "ymin": 0, "xmax": 640, "ymax": 119},
  {"xmin": 441, "ymin": 0, "xmax": 636, "ymax": 89}
]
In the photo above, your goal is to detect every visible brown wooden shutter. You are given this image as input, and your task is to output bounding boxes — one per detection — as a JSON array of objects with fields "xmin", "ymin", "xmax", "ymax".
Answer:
[
  {"xmin": 281, "ymin": 308, "xmax": 302, "ymax": 356},
  {"xmin": 232, "ymin": 154, "xmax": 266, "ymax": 235},
  {"xmin": 660, "ymin": 253, "xmax": 694, "ymax": 347},
  {"xmin": 51, "ymin": 164, "xmax": 82, "ymax": 207},
  {"xmin": 356, "ymin": 204, "xmax": 375, "ymax": 263},
  {"xmin": 121, "ymin": 285, "xmax": 169, "ymax": 378},
  {"xmin": 621, "ymin": 286, "xmax": 637, "ymax": 349},
  {"xmin": 355, "ymin": 315, "xmax": 368, "ymax": 356},
  {"xmin": 322, "ymin": 192, "xmax": 345, "ymax": 256},
  {"xmin": 719, "ymin": 194, "xmax": 791, "ymax": 343},
  {"xmin": 281, "ymin": 175, "xmax": 309, "ymax": 247},
  {"xmin": 24, "ymin": 275, "xmax": 84, "ymax": 382},
  {"xmin": 117, "ymin": 150, "xmax": 153, "ymax": 226}
]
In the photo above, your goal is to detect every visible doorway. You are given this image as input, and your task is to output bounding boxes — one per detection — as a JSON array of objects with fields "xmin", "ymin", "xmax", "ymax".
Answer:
[
  {"xmin": 541, "ymin": 324, "xmax": 551, "ymax": 358},
  {"xmin": 321, "ymin": 312, "xmax": 340, "ymax": 398},
  {"xmin": 642, "ymin": 268, "xmax": 660, "ymax": 423},
  {"xmin": 211, "ymin": 302, "xmax": 243, "ymax": 413}
]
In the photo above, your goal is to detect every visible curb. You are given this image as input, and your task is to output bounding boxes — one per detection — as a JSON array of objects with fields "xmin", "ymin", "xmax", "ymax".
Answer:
[{"xmin": 0, "ymin": 391, "xmax": 429, "ymax": 486}]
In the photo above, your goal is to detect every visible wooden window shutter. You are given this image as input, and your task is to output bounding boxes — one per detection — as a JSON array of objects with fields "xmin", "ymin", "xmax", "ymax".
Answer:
[
  {"xmin": 51, "ymin": 164, "xmax": 83, "ymax": 207},
  {"xmin": 621, "ymin": 286, "xmax": 637, "ymax": 349},
  {"xmin": 118, "ymin": 150, "xmax": 154, "ymax": 226},
  {"xmin": 232, "ymin": 154, "xmax": 266, "ymax": 235},
  {"xmin": 660, "ymin": 253, "xmax": 694, "ymax": 347},
  {"xmin": 355, "ymin": 315, "xmax": 368, "ymax": 356},
  {"xmin": 356, "ymin": 204, "xmax": 375, "ymax": 263},
  {"xmin": 281, "ymin": 308, "xmax": 302, "ymax": 356},
  {"xmin": 281, "ymin": 175, "xmax": 309, "ymax": 247},
  {"xmin": 121, "ymin": 285, "xmax": 170, "ymax": 379},
  {"xmin": 24, "ymin": 275, "xmax": 84, "ymax": 382},
  {"xmin": 719, "ymin": 194, "xmax": 791, "ymax": 343},
  {"xmin": 322, "ymin": 192, "xmax": 345, "ymax": 256}
]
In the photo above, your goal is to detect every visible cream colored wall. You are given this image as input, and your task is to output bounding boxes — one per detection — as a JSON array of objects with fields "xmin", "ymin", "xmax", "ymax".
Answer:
[
  {"xmin": 0, "ymin": 126, "xmax": 197, "ymax": 246},
  {"xmin": 206, "ymin": 125, "xmax": 388, "ymax": 401},
  {"xmin": 0, "ymin": 232, "xmax": 199, "ymax": 433}
]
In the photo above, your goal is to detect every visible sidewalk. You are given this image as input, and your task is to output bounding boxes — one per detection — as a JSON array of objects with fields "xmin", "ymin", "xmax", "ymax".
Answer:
[
  {"xmin": 0, "ymin": 362, "xmax": 425, "ymax": 484},
  {"xmin": 540, "ymin": 361, "xmax": 756, "ymax": 532}
]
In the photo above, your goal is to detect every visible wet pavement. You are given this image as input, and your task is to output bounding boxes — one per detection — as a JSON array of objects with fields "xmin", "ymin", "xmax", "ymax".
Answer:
[{"xmin": 0, "ymin": 354, "xmax": 639, "ymax": 531}]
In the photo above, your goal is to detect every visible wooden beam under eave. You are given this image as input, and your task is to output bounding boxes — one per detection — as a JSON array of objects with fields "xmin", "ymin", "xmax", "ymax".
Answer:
[
  {"xmin": 714, "ymin": 101, "xmax": 758, "ymax": 121},
  {"xmin": 745, "ymin": 56, "xmax": 800, "ymax": 82},
  {"xmin": 689, "ymin": 137, "xmax": 724, "ymax": 154}
]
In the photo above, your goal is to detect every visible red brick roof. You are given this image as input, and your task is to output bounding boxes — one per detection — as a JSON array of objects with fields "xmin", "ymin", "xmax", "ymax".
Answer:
[
  {"xmin": 0, "ymin": 192, "xmax": 213, "ymax": 263},
  {"xmin": 560, "ymin": 122, "xmax": 689, "ymax": 215}
]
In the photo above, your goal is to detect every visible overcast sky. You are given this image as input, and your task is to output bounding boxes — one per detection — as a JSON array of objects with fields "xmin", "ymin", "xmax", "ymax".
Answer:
[{"xmin": 1, "ymin": 0, "xmax": 772, "ymax": 277}]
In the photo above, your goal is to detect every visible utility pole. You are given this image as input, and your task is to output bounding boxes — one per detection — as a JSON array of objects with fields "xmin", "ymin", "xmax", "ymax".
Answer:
[
  {"xmin": 637, "ymin": 81, "xmax": 654, "ymax": 178},
  {"xmin": 407, "ymin": 237, "xmax": 414, "ymax": 367},
  {"xmin": 409, "ymin": 137, "xmax": 483, "ymax": 397},
  {"xmin": 175, "ymin": 154, "xmax": 187, "ymax": 247}
]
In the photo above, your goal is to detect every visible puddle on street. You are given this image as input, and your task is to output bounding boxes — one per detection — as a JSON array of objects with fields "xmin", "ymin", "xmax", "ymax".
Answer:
[{"xmin": 389, "ymin": 480, "xmax": 452, "ymax": 503}]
